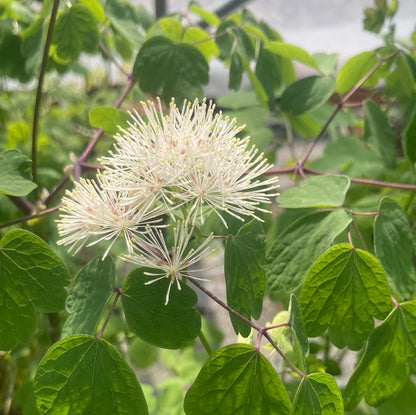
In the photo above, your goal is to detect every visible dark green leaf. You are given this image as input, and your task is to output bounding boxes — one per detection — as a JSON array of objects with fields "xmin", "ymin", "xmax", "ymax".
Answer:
[
  {"xmin": 402, "ymin": 99, "xmax": 416, "ymax": 163},
  {"xmin": 34, "ymin": 335, "xmax": 148, "ymax": 414},
  {"xmin": 385, "ymin": 53, "xmax": 414, "ymax": 99},
  {"xmin": 52, "ymin": 4, "xmax": 98, "ymax": 62},
  {"xmin": 344, "ymin": 301, "xmax": 416, "ymax": 409},
  {"xmin": 0, "ymin": 230, "xmax": 70, "ymax": 350},
  {"xmin": 61, "ymin": 256, "xmax": 115, "ymax": 338},
  {"xmin": 89, "ymin": 106, "xmax": 130, "ymax": 137},
  {"xmin": 265, "ymin": 42, "xmax": 319, "ymax": 70},
  {"xmin": 224, "ymin": 220, "xmax": 265, "ymax": 337},
  {"xmin": 374, "ymin": 198, "xmax": 416, "ymax": 300},
  {"xmin": 288, "ymin": 294, "xmax": 309, "ymax": 359},
  {"xmin": 336, "ymin": 51, "xmax": 379, "ymax": 93},
  {"xmin": 0, "ymin": 33, "xmax": 32, "ymax": 82},
  {"xmin": 121, "ymin": 269, "xmax": 201, "ymax": 349},
  {"xmin": 265, "ymin": 209, "xmax": 352, "ymax": 296},
  {"xmin": 14, "ymin": 379, "xmax": 39, "ymax": 415},
  {"xmin": 291, "ymin": 373, "xmax": 343, "ymax": 414},
  {"xmin": 0, "ymin": 149, "xmax": 37, "ymax": 196},
  {"xmin": 278, "ymin": 175, "xmax": 350, "ymax": 209},
  {"xmin": 281, "ymin": 76, "xmax": 336, "ymax": 116},
  {"xmin": 229, "ymin": 51, "xmax": 243, "ymax": 90},
  {"xmin": 128, "ymin": 337, "xmax": 158, "ymax": 369},
  {"xmin": 363, "ymin": 100, "xmax": 396, "ymax": 169},
  {"xmin": 21, "ymin": 18, "xmax": 45, "ymax": 74},
  {"xmin": 300, "ymin": 244, "xmax": 392, "ymax": 350},
  {"xmin": 363, "ymin": 7, "xmax": 385, "ymax": 33},
  {"xmin": 184, "ymin": 344, "xmax": 291, "ymax": 415}
]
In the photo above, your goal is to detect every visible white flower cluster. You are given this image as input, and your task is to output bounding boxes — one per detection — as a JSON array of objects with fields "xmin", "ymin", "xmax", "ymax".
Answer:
[{"xmin": 57, "ymin": 98, "xmax": 279, "ymax": 303}]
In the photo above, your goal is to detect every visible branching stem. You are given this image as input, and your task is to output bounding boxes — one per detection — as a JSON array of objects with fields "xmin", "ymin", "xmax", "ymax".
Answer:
[{"xmin": 96, "ymin": 288, "xmax": 122, "ymax": 339}]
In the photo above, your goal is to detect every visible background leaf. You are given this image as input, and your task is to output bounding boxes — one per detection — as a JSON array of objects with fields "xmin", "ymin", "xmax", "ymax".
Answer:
[
  {"xmin": 277, "ymin": 175, "xmax": 350, "ymax": 208},
  {"xmin": 224, "ymin": 220, "xmax": 265, "ymax": 337},
  {"xmin": 343, "ymin": 301, "xmax": 416, "ymax": 410},
  {"xmin": 61, "ymin": 256, "xmax": 115, "ymax": 338},
  {"xmin": 34, "ymin": 335, "xmax": 148, "ymax": 414},
  {"xmin": 265, "ymin": 209, "xmax": 352, "ymax": 296},
  {"xmin": 0, "ymin": 149, "xmax": 37, "ymax": 196},
  {"xmin": 121, "ymin": 269, "xmax": 201, "ymax": 349},
  {"xmin": 89, "ymin": 107, "xmax": 129, "ymax": 137},
  {"xmin": 374, "ymin": 197, "xmax": 416, "ymax": 300},
  {"xmin": 280, "ymin": 76, "xmax": 336, "ymax": 116},
  {"xmin": 0, "ymin": 230, "xmax": 70, "ymax": 350},
  {"xmin": 291, "ymin": 373, "xmax": 343, "ymax": 414},
  {"xmin": 265, "ymin": 42, "xmax": 319, "ymax": 70},
  {"xmin": 184, "ymin": 344, "xmax": 291, "ymax": 415},
  {"xmin": 299, "ymin": 244, "xmax": 392, "ymax": 350}
]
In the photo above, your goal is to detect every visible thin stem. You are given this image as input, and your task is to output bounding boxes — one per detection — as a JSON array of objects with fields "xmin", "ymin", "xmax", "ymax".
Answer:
[
  {"xmin": 347, "ymin": 230, "xmax": 354, "ymax": 248},
  {"xmin": 350, "ymin": 211, "xmax": 379, "ymax": 216},
  {"xmin": 31, "ymin": 0, "xmax": 61, "ymax": 200},
  {"xmin": 298, "ymin": 49, "xmax": 400, "ymax": 167},
  {"xmin": 263, "ymin": 322, "xmax": 290, "ymax": 332},
  {"xmin": 9, "ymin": 196, "xmax": 35, "ymax": 215},
  {"xmin": 263, "ymin": 331, "xmax": 306, "ymax": 379},
  {"xmin": 0, "ymin": 205, "xmax": 61, "ymax": 229},
  {"xmin": 350, "ymin": 219, "xmax": 368, "ymax": 251},
  {"xmin": 96, "ymin": 288, "xmax": 122, "ymax": 339},
  {"xmin": 198, "ymin": 330, "xmax": 213, "ymax": 355},
  {"xmin": 99, "ymin": 41, "xmax": 130, "ymax": 77}
]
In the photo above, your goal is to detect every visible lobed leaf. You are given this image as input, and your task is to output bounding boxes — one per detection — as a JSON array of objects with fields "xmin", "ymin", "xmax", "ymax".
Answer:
[
  {"xmin": 299, "ymin": 243, "xmax": 392, "ymax": 350},
  {"xmin": 89, "ymin": 106, "xmax": 129, "ymax": 138},
  {"xmin": 0, "ymin": 230, "xmax": 70, "ymax": 350},
  {"xmin": 61, "ymin": 256, "xmax": 115, "ymax": 338},
  {"xmin": 277, "ymin": 175, "xmax": 350, "ymax": 209},
  {"xmin": 184, "ymin": 344, "xmax": 291, "ymax": 415},
  {"xmin": 34, "ymin": 335, "xmax": 148, "ymax": 414},
  {"xmin": 291, "ymin": 373, "xmax": 343, "ymax": 414},
  {"xmin": 121, "ymin": 269, "xmax": 201, "ymax": 349},
  {"xmin": 0, "ymin": 149, "xmax": 37, "ymax": 196},
  {"xmin": 265, "ymin": 209, "xmax": 352, "ymax": 296},
  {"xmin": 374, "ymin": 197, "xmax": 416, "ymax": 300},
  {"xmin": 224, "ymin": 220, "xmax": 266, "ymax": 337},
  {"xmin": 344, "ymin": 301, "xmax": 416, "ymax": 409}
]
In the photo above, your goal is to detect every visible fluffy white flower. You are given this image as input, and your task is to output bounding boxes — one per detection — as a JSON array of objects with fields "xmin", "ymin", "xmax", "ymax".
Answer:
[
  {"xmin": 56, "ymin": 174, "xmax": 165, "ymax": 258},
  {"xmin": 123, "ymin": 221, "xmax": 214, "ymax": 304}
]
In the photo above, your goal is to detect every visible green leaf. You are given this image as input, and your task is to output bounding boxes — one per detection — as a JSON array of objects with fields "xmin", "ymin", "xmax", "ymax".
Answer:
[
  {"xmin": 133, "ymin": 37, "xmax": 209, "ymax": 103},
  {"xmin": 277, "ymin": 175, "xmax": 350, "ymax": 208},
  {"xmin": 34, "ymin": 335, "xmax": 148, "ymax": 414},
  {"xmin": 374, "ymin": 198, "xmax": 416, "ymax": 300},
  {"xmin": 224, "ymin": 220, "xmax": 266, "ymax": 337},
  {"xmin": 105, "ymin": 0, "xmax": 144, "ymax": 48},
  {"xmin": 344, "ymin": 301, "xmax": 416, "ymax": 410},
  {"xmin": 281, "ymin": 76, "xmax": 336, "ymax": 116},
  {"xmin": 184, "ymin": 344, "xmax": 291, "ymax": 415},
  {"xmin": 402, "ymin": 99, "xmax": 416, "ymax": 163},
  {"xmin": 265, "ymin": 209, "xmax": 352, "ymax": 296},
  {"xmin": 265, "ymin": 41, "xmax": 319, "ymax": 70},
  {"xmin": 89, "ymin": 106, "xmax": 129, "ymax": 137},
  {"xmin": 363, "ymin": 100, "xmax": 396, "ymax": 169},
  {"xmin": 21, "ymin": 17, "xmax": 45, "ymax": 74},
  {"xmin": 299, "ymin": 244, "xmax": 392, "ymax": 350},
  {"xmin": 61, "ymin": 256, "xmax": 115, "ymax": 338},
  {"xmin": 128, "ymin": 337, "xmax": 158, "ymax": 369},
  {"xmin": 189, "ymin": 2, "xmax": 220, "ymax": 27},
  {"xmin": 291, "ymin": 373, "xmax": 343, "ymax": 414},
  {"xmin": 336, "ymin": 51, "xmax": 379, "ymax": 93},
  {"xmin": 312, "ymin": 53, "xmax": 338, "ymax": 75},
  {"xmin": 0, "ymin": 230, "xmax": 70, "ymax": 350},
  {"xmin": 121, "ymin": 269, "xmax": 201, "ymax": 349},
  {"xmin": 52, "ymin": 4, "xmax": 98, "ymax": 62},
  {"xmin": 0, "ymin": 149, "xmax": 37, "ymax": 196},
  {"xmin": 229, "ymin": 51, "xmax": 243, "ymax": 90},
  {"xmin": 183, "ymin": 27, "xmax": 219, "ymax": 61},
  {"xmin": 378, "ymin": 379, "xmax": 416, "ymax": 415},
  {"xmin": 147, "ymin": 17, "xmax": 183, "ymax": 42}
]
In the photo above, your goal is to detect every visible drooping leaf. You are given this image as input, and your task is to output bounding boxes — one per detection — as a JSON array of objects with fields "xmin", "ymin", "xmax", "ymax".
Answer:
[
  {"xmin": 229, "ymin": 51, "xmax": 243, "ymax": 90},
  {"xmin": 89, "ymin": 106, "xmax": 129, "ymax": 137},
  {"xmin": 344, "ymin": 301, "xmax": 416, "ymax": 410},
  {"xmin": 0, "ymin": 149, "xmax": 37, "ymax": 196},
  {"xmin": 336, "ymin": 51, "xmax": 379, "ymax": 93},
  {"xmin": 184, "ymin": 344, "xmax": 291, "ymax": 415},
  {"xmin": 363, "ymin": 100, "xmax": 396, "ymax": 169},
  {"xmin": 61, "ymin": 256, "xmax": 115, "ymax": 338},
  {"xmin": 0, "ymin": 230, "xmax": 70, "ymax": 350},
  {"xmin": 277, "ymin": 175, "xmax": 350, "ymax": 209},
  {"xmin": 189, "ymin": 2, "xmax": 220, "ymax": 27},
  {"xmin": 224, "ymin": 220, "xmax": 266, "ymax": 337},
  {"xmin": 121, "ymin": 269, "xmax": 201, "ymax": 349},
  {"xmin": 402, "ymin": 99, "xmax": 416, "ymax": 163},
  {"xmin": 280, "ymin": 76, "xmax": 336, "ymax": 116},
  {"xmin": 291, "ymin": 373, "xmax": 343, "ymax": 414},
  {"xmin": 52, "ymin": 4, "xmax": 99, "ymax": 62},
  {"xmin": 299, "ymin": 244, "xmax": 392, "ymax": 350},
  {"xmin": 265, "ymin": 41, "xmax": 319, "ymax": 70},
  {"xmin": 265, "ymin": 209, "xmax": 352, "ymax": 296},
  {"xmin": 374, "ymin": 197, "xmax": 416, "ymax": 300},
  {"xmin": 34, "ymin": 335, "xmax": 148, "ymax": 414}
]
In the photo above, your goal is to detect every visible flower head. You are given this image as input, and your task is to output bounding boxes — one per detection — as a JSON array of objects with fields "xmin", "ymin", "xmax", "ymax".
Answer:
[{"xmin": 123, "ymin": 220, "xmax": 214, "ymax": 304}]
